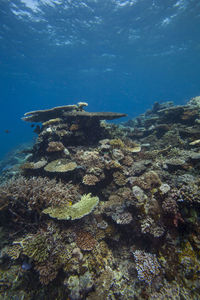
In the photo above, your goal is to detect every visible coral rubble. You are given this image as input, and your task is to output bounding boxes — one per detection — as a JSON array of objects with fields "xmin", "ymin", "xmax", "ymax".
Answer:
[{"xmin": 1, "ymin": 99, "xmax": 200, "ymax": 299}]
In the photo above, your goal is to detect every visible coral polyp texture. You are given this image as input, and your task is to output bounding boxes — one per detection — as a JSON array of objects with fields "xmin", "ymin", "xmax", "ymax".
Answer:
[{"xmin": 1, "ymin": 99, "xmax": 200, "ymax": 298}]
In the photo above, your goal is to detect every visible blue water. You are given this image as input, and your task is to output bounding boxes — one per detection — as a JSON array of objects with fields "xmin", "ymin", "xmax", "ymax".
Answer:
[{"xmin": 0, "ymin": 0, "xmax": 200, "ymax": 159}]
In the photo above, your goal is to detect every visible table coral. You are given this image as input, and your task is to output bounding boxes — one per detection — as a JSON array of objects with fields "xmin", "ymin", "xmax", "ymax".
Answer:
[
  {"xmin": 43, "ymin": 193, "xmax": 99, "ymax": 220},
  {"xmin": 44, "ymin": 159, "xmax": 77, "ymax": 173}
]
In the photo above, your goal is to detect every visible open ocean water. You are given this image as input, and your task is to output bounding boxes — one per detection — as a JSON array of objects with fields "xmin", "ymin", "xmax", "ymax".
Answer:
[{"xmin": 0, "ymin": 0, "xmax": 200, "ymax": 159}]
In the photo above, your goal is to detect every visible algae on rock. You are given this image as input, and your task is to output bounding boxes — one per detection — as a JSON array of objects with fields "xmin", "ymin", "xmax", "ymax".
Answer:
[{"xmin": 43, "ymin": 193, "xmax": 99, "ymax": 220}]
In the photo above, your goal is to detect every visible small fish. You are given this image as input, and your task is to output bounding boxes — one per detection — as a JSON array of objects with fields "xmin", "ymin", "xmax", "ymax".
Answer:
[
  {"xmin": 4, "ymin": 129, "xmax": 10, "ymax": 133},
  {"xmin": 30, "ymin": 124, "xmax": 35, "ymax": 128}
]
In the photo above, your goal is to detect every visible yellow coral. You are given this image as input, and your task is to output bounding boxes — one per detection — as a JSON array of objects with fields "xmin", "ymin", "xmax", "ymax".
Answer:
[
  {"xmin": 43, "ymin": 193, "xmax": 99, "ymax": 220},
  {"xmin": 109, "ymin": 138, "xmax": 125, "ymax": 148}
]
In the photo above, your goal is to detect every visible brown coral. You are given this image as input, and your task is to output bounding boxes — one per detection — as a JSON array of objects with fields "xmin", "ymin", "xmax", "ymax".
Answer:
[
  {"xmin": 134, "ymin": 171, "xmax": 162, "ymax": 191},
  {"xmin": 122, "ymin": 155, "xmax": 134, "ymax": 166},
  {"xmin": 34, "ymin": 256, "xmax": 59, "ymax": 285},
  {"xmin": 46, "ymin": 141, "xmax": 65, "ymax": 152},
  {"xmin": 113, "ymin": 171, "xmax": 127, "ymax": 186},
  {"xmin": 162, "ymin": 196, "xmax": 178, "ymax": 215},
  {"xmin": 76, "ymin": 231, "xmax": 97, "ymax": 251},
  {"xmin": 0, "ymin": 176, "xmax": 79, "ymax": 210},
  {"xmin": 82, "ymin": 174, "xmax": 100, "ymax": 186}
]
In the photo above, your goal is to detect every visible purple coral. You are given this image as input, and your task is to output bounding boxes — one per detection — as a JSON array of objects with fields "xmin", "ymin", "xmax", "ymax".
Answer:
[{"xmin": 132, "ymin": 250, "xmax": 161, "ymax": 284}]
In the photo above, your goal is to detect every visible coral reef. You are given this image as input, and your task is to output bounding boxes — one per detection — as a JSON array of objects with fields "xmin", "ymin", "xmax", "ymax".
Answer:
[{"xmin": 1, "ymin": 99, "xmax": 200, "ymax": 298}]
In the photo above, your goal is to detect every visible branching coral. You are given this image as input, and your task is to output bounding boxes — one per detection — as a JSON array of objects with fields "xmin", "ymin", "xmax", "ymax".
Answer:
[
  {"xmin": 140, "ymin": 217, "xmax": 165, "ymax": 238},
  {"xmin": 132, "ymin": 250, "xmax": 161, "ymax": 284},
  {"xmin": 82, "ymin": 174, "xmax": 100, "ymax": 186},
  {"xmin": 0, "ymin": 175, "xmax": 79, "ymax": 210},
  {"xmin": 34, "ymin": 256, "xmax": 59, "ymax": 285}
]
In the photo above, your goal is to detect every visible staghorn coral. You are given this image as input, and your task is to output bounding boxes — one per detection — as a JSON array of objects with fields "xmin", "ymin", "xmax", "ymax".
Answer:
[
  {"xmin": 0, "ymin": 175, "xmax": 79, "ymax": 210},
  {"xmin": 0, "ymin": 191, "xmax": 10, "ymax": 210},
  {"xmin": 43, "ymin": 193, "xmax": 99, "ymax": 220},
  {"xmin": 85, "ymin": 240, "xmax": 114, "ymax": 275},
  {"xmin": 132, "ymin": 250, "xmax": 161, "ymax": 284},
  {"xmin": 0, "ymin": 265, "xmax": 31, "ymax": 298},
  {"xmin": 3, "ymin": 98, "xmax": 200, "ymax": 298},
  {"xmin": 7, "ymin": 222, "xmax": 75, "ymax": 286},
  {"xmin": 23, "ymin": 235, "xmax": 49, "ymax": 263}
]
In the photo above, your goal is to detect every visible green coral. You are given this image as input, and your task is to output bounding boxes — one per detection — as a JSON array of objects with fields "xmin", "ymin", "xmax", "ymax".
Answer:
[{"xmin": 43, "ymin": 193, "xmax": 99, "ymax": 220}]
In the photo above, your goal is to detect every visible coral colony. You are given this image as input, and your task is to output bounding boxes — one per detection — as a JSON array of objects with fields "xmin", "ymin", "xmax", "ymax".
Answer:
[{"xmin": 1, "ymin": 98, "xmax": 200, "ymax": 298}]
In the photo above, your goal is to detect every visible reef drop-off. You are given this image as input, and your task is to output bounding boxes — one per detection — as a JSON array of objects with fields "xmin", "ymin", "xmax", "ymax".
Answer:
[{"xmin": 0, "ymin": 98, "xmax": 200, "ymax": 299}]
